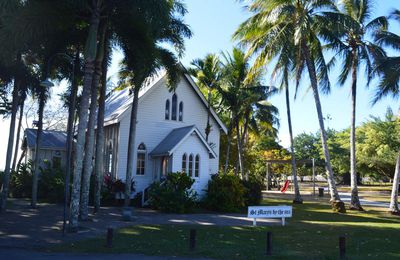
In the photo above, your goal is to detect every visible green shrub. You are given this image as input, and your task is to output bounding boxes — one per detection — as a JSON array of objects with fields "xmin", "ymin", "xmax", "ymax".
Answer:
[
  {"xmin": 38, "ymin": 161, "xmax": 65, "ymax": 203},
  {"xmin": 242, "ymin": 177, "xmax": 263, "ymax": 206},
  {"xmin": 148, "ymin": 172, "xmax": 196, "ymax": 213},
  {"xmin": 204, "ymin": 174, "xmax": 246, "ymax": 212},
  {"xmin": 10, "ymin": 161, "xmax": 33, "ymax": 198}
]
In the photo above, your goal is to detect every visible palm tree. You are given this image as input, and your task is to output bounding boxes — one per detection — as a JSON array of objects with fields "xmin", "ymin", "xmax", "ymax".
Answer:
[
  {"xmin": 218, "ymin": 48, "xmax": 279, "ymax": 180},
  {"xmin": 373, "ymin": 9, "xmax": 400, "ymax": 214},
  {"xmin": 325, "ymin": 0, "xmax": 387, "ymax": 210},
  {"xmin": 321, "ymin": 0, "xmax": 388, "ymax": 210},
  {"xmin": 189, "ymin": 54, "xmax": 222, "ymax": 142},
  {"xmin": 234, "ymin": 0, "xmax": 344, "ymax": 211},
  {"xmin": 113, "ymin": 0, "xmax": 191, "ymax": 219},
  {"xmin": 93, "ymin": 28, "xmax": 111, "ymax": 214},
  {"xmin": 80, "ymin": 21, "xmax": 108, "ymax": 221}
]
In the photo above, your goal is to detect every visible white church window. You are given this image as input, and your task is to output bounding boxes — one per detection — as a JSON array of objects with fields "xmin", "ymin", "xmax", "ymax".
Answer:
[
  {"xmin": 171, "ymin": 94, "xmax": 177, "ymax": 120},
  {"xmin": 195, "ymin": 154, "xmax": 200, "ymax": 177},
  {"xmin": 182, "ymin": 153, "xmax": 187, "ymax": 173},
  {"xmin": 179, "ymin": 102, "xmax": 183, "ymax": 121},
  {"xmin": 188, "ymin": 154, "xmax": 193, "ymax": 177},
  {"xmin": 136, "ymin": 143, "xmax": 146, "ymax": 175},
  {"xmin": 165, "ymin": 99, "xmax": 170, "ymax": 120}
]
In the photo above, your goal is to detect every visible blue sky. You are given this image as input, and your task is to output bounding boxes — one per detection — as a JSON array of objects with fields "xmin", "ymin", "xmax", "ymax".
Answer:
[
  {"xmin": 0, "ymin": 0, "xmax": 399, "ymax": 169},
  {"xmin": 175, "ymin": 0, "xmax": 400, "ymax": 147}
]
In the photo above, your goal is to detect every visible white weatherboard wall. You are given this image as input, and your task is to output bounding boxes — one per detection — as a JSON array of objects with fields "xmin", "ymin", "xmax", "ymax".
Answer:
[
  {"xmin": 172, "ymin": 133, "xmax": 210, "ymax": 197},
  {"xmin": 115, "ymin": 76, "xmax": 222, "ymax": 194}
]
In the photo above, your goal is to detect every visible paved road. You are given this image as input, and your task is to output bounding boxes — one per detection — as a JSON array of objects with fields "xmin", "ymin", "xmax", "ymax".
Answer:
[
  {"xmin": 0, "ymin": 199, "xmax": 279, "ymax": 251},
  {"xmin": 338, "ymin": 192, "xmax": 390, "ymax": 208},
  {"xmin": 0, "ymin": 249, "xmax": 210, "ymax": 260}
]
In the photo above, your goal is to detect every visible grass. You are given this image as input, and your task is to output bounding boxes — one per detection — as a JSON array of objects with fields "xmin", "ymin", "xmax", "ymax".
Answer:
[{"xmin": 51, "ymin": 196, "xmax": 400, "ymax": 259}]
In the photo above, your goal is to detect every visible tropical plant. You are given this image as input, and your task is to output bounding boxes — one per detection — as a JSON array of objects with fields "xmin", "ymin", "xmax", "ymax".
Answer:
[
  {"xmin": 373, "ymin": 9, "xmax": 400, "ymax": 214},
  {"xmin": 113, "ymin": 0, "xmax": 191, "ymax": 217},
  {"xmin": 217, "ymin": 48, "xmax": 278, "ymax": 180},
  {"xmin": 234, "ymin": 0, "xmax": 344, "ymax": 212},
  {"xmin": 204, "ymin": 173, "xmax": 246, "ymax": 212},
  {"xmin": 189, "ymin": 54, "xmax": 222, "ymax": 141},
  {"xmin": 321, "ymin": 0, "xmax": 388, "ymax": 210},
  {"xmin": 148, "ymin": 172, "xmax": 196, "ymax": 213}
]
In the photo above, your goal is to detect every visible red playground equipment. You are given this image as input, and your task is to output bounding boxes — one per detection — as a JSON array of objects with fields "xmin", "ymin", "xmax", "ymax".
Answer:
[{"xmin": 280, "ymin": 180, "xmax": 290, "ymax": 193}]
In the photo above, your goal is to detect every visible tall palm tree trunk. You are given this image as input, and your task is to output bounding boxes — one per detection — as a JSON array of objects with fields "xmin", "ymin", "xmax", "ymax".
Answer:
[
  {"xmin": 124, "ymin": 87, "xmax": 140, "ymax": 211},
  {"xmin": 236, "ymin": 121, "xmax": 245, "ymax": 179},
  {"xmin": 0, "ymin": 79, "xmax": 21, "ymax": 212},
  {"xmin": 12, "ymin": 100, "xmax": 25, "ymax": 171},
  {"xmin": 389, "ymin": 153, "xmax": 400, "ymax": 213},
  {"xmin": 302, "ymin": 42, "xmax": 344, "ymax": 212},
  {"xmin": 80, "ymin": 24, "xmax": 106, "ymax": 220},
  {"xmin": 31, "ymin": 92, "xmax": 45, "ymax": 208},
  {"xmin": 285, "ymin": 86, "xmax": 302, "ymax": 204},
  {"xmin": 350, "ymin": 61, "xmax": 362, "ymax": 210},
  {"xmin": 79, "ymin": 68, "xmax": 99, "ymax": 220},
  {"xmin": 69, "ymin": 8, "xmax": 100, "ymax": 231},
  {"xmin": 65, "ymin": 49, "xmax": 80, "ymax": 208},
  {"xmin": 94, "ymin": 34, "xmax": 109, "ymax": 214},
  {"xmin": 223, "ymin": 114, "xmax": 233, "ymax": 175}
]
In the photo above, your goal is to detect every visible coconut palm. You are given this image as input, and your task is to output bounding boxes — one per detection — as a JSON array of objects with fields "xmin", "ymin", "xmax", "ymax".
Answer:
[
  {"xmin": 113, "ymin": 0, "xmax": 191, "ymax": 217},
  {"xmin": 234, "ymin": 0, "xmax": 344, "ymax": 211},
  {"xmin": 373, "ymin": 9, "xmax": 400, "ymax": 213},
  {"xmin": 217, "ymin": 48, "xmax": 279, "ymax": 180},
  {"xmin": 189, "ymin": 54, "xmax": 222, "ymax": 142},
  {"xmin": 274, "ymin": 44, "xmax": 304, "ymax": 203},
  {"xmin": 321, "ymin": 0, "xmax": 388, "ymax": 210}
]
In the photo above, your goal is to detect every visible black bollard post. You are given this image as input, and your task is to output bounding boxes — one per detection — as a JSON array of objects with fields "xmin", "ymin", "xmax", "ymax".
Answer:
[
  {"xmin": 189, "ymin": 229, "xmax": 196, "ymax": 251},
  {"xmin": 106, "ymin": 227, "xmax": 114, "ymax": 248},
  {"xmin": 266, "ymin": 231, "xmax": 272, "ymax": 256},
  {"xmin": 339, "ymin": 236, "xmax": 346, "ymax": 259}
]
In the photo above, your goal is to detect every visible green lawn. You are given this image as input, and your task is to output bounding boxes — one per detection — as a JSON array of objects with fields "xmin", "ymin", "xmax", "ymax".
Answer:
[{"xmin": 52, "ymin": 198, "xmax": 400, "ymax": 259}]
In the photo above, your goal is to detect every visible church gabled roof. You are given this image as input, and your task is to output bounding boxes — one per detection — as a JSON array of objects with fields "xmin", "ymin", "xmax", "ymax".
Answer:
[
  {"xmin": 149, "ymin": 125, "xmax": 217, "ymax": 158},
  {"xmin": 103, "ymin": 69, "xmax": 227, "ymax": 134}
]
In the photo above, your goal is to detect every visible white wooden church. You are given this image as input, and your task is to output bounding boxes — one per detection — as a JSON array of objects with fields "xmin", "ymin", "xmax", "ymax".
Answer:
[{"xmin": 103, "ymin": 70, "xmax": 227, "ymax": 197}]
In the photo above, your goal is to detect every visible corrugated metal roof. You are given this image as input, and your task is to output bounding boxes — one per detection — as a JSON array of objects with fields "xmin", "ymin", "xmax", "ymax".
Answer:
[
  {"xmin": 104, "ymin": 70, "xmax": 166, "ymax": 123},
  {"xmin": 25, "ymin": 128, "xmax": 67, "ymax": 150},
  {"xmin": 150, "ymin": 125, "xmax": 216, "ymax": 158}
]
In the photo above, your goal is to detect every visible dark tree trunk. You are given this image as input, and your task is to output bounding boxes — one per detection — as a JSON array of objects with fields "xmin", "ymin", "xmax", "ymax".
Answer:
[
  {"xmin": 285, "ymin": 86, "xmax": 302, "ymax": 204},
  {"xmin": 0, "ymin": 79, "xmax": 21, "ymax": 212},
  {"xmin": 223, "ymin": 114, "xmax": 233, "ymax": 175},
  {"xmin": 31, "ymin": 91, "xmax": 46, "ymax": 208},
  {"xmin": 69, "ymin": 8, "xmax": 100, "ymax": 231},
  {"xmin": 12, "ymin": 100, "xmax": 25, "ymax": 171},
  {"xmin": 65, "ymin": 49, "xmax": 80, "ymax": 207},
  {"xmin": 79, "ymin": 65, "xmax": 99, "ymax": 220},
  {"xmin": 349, "ymin": 55, "xmax": 362, "ymax": 210},
  {"xmin": 94, "ymin": 32, "xmax": 109, "ymax": 214},
  {"xmin": 124, "ymin": 87, "xmax": 140, "ymax": 211}
]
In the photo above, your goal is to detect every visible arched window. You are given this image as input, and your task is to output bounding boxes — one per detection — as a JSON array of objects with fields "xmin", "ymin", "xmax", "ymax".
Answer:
[
  {"xmin": 182, "ymin": 153, "xmax": 187, "ymax": 173},
  {"xmin": 171, "ymin": 94, "xmax": 177, "ymax": 120},
  {"xmin": 188, "ymin": 154, "xmax": 193, "ymax": 177},
  {"xmin": 195, "ymin": 154, "xmax": 200, "ymax": 177},
  {"xmin": 179, "ymin": 102, "xmax": 183, "ymax": 121},
  {"xmin": 136, "ymin": 143, "xmax": 146, "ymax": 175},
  {"xmin": 165, "ymin": 99, "xmax": 170, "ymax": 120}
]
